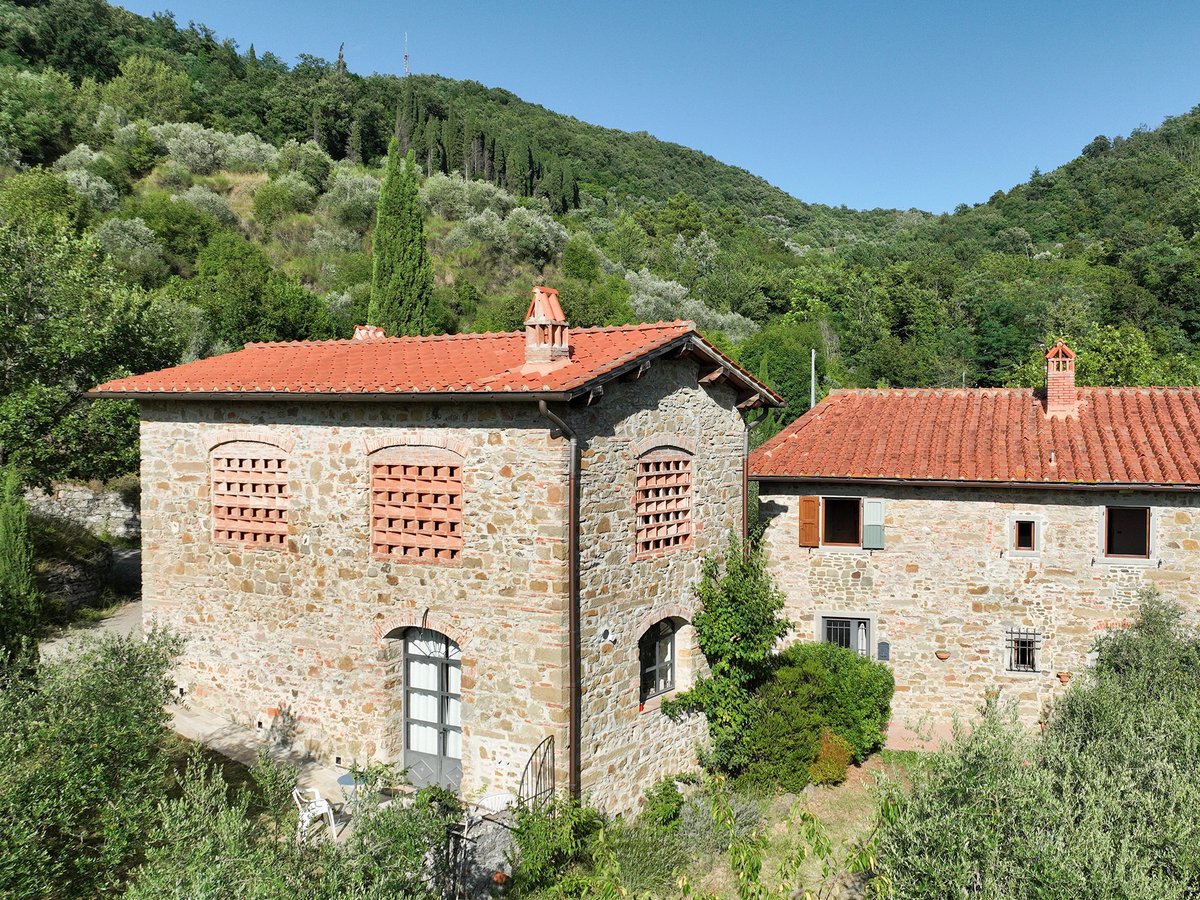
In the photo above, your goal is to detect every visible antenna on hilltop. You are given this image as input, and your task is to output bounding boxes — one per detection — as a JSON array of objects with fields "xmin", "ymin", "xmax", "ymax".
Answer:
[{"xmin": 404, "ymin": 32, "xmax": 409, "ymax": 76}]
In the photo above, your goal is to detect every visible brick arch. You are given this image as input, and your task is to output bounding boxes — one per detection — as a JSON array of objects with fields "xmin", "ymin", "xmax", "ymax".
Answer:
[
  {"xmin": 629, "ymin": 432, "xmax": 696, "ymax": 461},
  {"xmin": 362, "ymin": 430, "xmax": 471, "ymax": 458},
  {"xmin": 205, "ymin": 428, "xmax": 296, "ymax": 454},
  {"xmin": 372, "ymin": 609, "xmax": 472, "ymax": 650},
  {"xmin": 634, "ymin": 603, "xmax": 695, "ymax": 639}
]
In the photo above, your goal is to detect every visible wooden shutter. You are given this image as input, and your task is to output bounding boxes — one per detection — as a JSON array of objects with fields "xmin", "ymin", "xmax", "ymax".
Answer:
[
  {"xmin": 863, "ymin": 498, "xmax": 885, "ymax": 550},
  {"xmin": 798, "ymin": 495, "xmax": 820, "ymax": 547}
]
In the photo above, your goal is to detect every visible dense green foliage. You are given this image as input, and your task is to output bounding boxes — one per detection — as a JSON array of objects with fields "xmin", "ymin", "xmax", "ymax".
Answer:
[
  {"xmin": 872, "ymin": 592, "xmax": 1200, "ymax": 899},
  {"xmin": 663, "ymin": 534, "xmax": 790, "ymax": 772},
  {"xmin": 368, "ymin": 142, "xmax": 433, "ymax": 335},
  {"xmin": 0, "ymin": 630, "xmax": 182, "ymax": 896},
  {"xmin": 0, "ymin": 467, "xmax": 38, "ymax": 668},
  {"xmin": 740, "ymin": 643, "xmax": 894, "ymax": 792}
]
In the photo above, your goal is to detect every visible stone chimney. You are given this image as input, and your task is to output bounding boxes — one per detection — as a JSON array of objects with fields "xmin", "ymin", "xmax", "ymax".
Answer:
[
  {"xmin": 1044, "ymin": 340, "xmax": 1077, "ymax": 417},
  {"xmin": 353, "ymin": 324, "xmax": 386, "ymax": 341},
  {"xmin": 524, "ymin": 286, "xmax": 569, "ymax": 365}
]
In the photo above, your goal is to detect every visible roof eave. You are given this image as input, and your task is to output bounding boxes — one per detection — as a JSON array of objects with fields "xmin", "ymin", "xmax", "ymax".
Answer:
[{"xmin": 749, "ymin": 474, "xmax": 1200, "ymax": 493}]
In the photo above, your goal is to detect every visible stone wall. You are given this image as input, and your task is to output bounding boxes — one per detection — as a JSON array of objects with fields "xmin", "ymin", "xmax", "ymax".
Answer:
[
  {"xmin": 569, "ymin": 360, "xmax": 745, "ymax": 814},
  {"xmin": 25, "ymin": 481, "xmax": 141, "ymax": 539},
  {"xmin": 757, "ymin": 482, "xmax": 1200, "ymax": 745},
  {"xmin": 140, "ymin": 399, "xmax": 572, "ymax": 802}
]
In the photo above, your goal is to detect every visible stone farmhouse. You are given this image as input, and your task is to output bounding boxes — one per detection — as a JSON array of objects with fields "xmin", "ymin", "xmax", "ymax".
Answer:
[
  {"xmin": 751, "ymin": 341, "xmax": 1200, "ymax": 745},
  {"xmin": 90, "ymin": 287, "xmax": 781, "ymax": 814}
]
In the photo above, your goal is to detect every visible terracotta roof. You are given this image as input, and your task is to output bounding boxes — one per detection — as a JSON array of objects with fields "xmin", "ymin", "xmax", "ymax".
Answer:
[
  {"xmin": 750, "ymin": 387, "xmax": 1200, "ymax": 488},
  {"xmin": 90, "ymin": 322, "xmax": 782, "ymax": 405}
]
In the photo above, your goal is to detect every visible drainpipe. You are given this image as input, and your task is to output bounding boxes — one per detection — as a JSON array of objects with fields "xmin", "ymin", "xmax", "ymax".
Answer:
[
  {"xmin": 538, "ymin": 400, "xmax": 581, "ymax": 799},
  {"xmin": 743, "ymin": 407, "xmax": 768, "ymax": 544}
]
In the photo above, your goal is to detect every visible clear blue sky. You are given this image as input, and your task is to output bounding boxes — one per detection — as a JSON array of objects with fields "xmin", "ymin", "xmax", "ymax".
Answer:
[{"xmin": 117, "ymin": 0, "xmax": 1200, "ymax": 213}]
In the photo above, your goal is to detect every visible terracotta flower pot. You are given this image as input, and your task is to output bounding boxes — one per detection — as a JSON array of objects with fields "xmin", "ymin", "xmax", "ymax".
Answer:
[
  {"xmin": 935, "ymin": 650, "xmax": 951, "ymax": 661},
  {"xmin": 1057, "ymin": 672, "xmax": 1071, "ymax": 685}
]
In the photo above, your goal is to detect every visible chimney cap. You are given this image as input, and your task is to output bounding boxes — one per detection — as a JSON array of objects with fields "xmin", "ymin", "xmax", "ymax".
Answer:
[
  {"xmin": 1045, "ymin": 339, "xmax": 1075, "ymax": 361},
  {"xmin": 526, "ymin": 285, "xmax": 566, "ymax": 325},
  {"xmin": 353, "ymin": 324, "xmax": 387, "ymax": 341}
]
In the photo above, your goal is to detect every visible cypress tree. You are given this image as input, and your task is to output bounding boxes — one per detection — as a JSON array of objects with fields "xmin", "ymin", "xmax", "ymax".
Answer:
[
  {"xmin": 368, "ymin": 139, "xmax": 433, "ymax": 336},
  {"xmin": 0, "ymin": 467, "xmax": 38, "ymax": 670}
]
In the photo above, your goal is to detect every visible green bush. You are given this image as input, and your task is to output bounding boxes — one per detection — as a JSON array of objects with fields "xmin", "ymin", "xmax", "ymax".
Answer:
[
  {"xmin": 809, "ymin": 728, "xmax": 853, "ymax": 785},
  {"xmin": 639, "ymin": 776, "xmax": 686, "ymax": 831},
  {"xmin": 872, "ymin": 591, "xmax": 1200, "ymax": 899},
  {"xmin": 253, "ymin": 173, "xmax": 317, "ymax": 230},
  {"xmin": 510, "ymin": 796, "xmax": 603, "ymax": 893},
  {"xmin": 739, "ymin": 642, "xmax": 892, "ymax": 792}
]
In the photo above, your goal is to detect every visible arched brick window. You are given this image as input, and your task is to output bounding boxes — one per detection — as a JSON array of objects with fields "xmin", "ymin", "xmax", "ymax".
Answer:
[
  {"xmin": 638, "ymin": 618, "xmax": 678, "ymax": 701},
  {"xmin": 634, "ymin": 447, "xmax": 693, "ymax": 558},
  {"xmin": 210, "ymin": 440, "xmax": 290, "ymax": 549},
  {"xmin": 370, "ymin": 447, "xmax": 464, "ymax": 563}
]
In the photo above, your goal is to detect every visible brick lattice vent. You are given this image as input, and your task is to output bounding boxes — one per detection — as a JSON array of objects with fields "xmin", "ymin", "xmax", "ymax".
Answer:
[
  {"xmin": 371, "ymin": 462, "xmax": 463, "ymax": 562},
  {"xmin": 212, "ymin": 452, "xmax": 289, "ymax": 547},
  {"xmin": 635, "ymin": 450, "xmax": 692, "ymax": 556}
]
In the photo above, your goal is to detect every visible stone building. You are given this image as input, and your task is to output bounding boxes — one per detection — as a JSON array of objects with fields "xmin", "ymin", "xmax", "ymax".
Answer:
[
  {"xmin": 751, "ymin": 341, "xmax": 1200, "ymax": 745},
  {"xmin": 91, "ymin": 287, "xmax": 780, "ymax": 813}
]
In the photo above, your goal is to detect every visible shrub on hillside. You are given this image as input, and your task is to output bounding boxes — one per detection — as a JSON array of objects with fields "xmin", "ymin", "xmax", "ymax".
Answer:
[
  {"xmin": 276, "ymin": 139, "xmax": 333, "ymax": 191},
  {"xmin": 222, "ymin": 132, "xmax": 279, "ymax": 173},
  {"xmin": 154, "ymin": 123, "xmax": 225, "ymax": 175},
  {"xmin": 872, "ymin": 591, "xmax": 1200, "ymax": 899},
  {"xmin": 92, "ymin": 216, "xmax": 168, "ymax": 285},
  {"xmin": 319, "ymin": 169, "xmax": 379, "ymax": 230},
  {"xmin": 506, "ymin": 205, "xmax": 568, "ymax": 267},
  {"xmin": 177, "ymin": 185, "xmax": 237, "ymax": 227},
  {"xmin": 253, "ymin": 172, "xmax": 317, "ymax": 229}
]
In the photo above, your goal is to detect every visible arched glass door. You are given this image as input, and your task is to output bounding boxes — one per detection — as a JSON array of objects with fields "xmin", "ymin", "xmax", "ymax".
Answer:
[{"xmin": 403, "ymin": 628, "xmax": 462, "ymax": 790}]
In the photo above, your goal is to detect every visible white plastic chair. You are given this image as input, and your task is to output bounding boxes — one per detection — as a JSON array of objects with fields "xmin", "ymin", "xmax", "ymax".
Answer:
[
  {"xmin": 473, "ymin": 792, "xmax": 517, "ymax": 815},
  {"xmin": 292, "ymin": 787, "xmax": 336, "ymax": 841}
]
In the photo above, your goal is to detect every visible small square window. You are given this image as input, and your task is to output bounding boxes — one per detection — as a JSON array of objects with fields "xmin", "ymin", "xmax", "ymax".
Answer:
[
  {"xmin": 822, "ymin": 497, "xmax": 862, "ymax": 547},
  {"xmin": 823, "ymin": 617, "xmax": 870, "ymax": 657},
  {"xmin": 1105, "ymin": 506, "xmax": 1150, "ymax": 558},
  {"xmin": 1014, "ymin": 519, "xmax": 1036, "ymax": 551},
  {"xmin": 1005, "ymin": 628, "xmax": 1041, "ymax": 672}
]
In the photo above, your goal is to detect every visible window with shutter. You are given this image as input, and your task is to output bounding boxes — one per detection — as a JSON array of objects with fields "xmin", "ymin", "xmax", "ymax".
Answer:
[
  {"xmin": 863, "ymin": 499, "xmax": 885, "ymax": 549},
  {"xmin": 798, "ymin": 495, "xmax": 820, "ymax": 547}
]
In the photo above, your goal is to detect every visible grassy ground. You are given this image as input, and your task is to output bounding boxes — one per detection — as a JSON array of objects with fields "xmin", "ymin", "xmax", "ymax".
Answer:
[{"xmin": 693, "ymin": 750, "xmax": 921, "ymax": 897}]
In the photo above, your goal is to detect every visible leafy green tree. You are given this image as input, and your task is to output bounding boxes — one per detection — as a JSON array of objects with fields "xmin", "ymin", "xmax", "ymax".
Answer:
[
  {"xmin": 0, "ymin": 167, "xmax": 87, "ymax": 232},
  {"xmin": 100, "ymin": 54, "xmax": 192, "ymax": 123},
  {"xmin": 736, "ymin": 319, "xmax": 824, "ymax": 425},
  {"xmin": 561, "ymin": 234, "xmax": 601, "ymax": 282},
  {"xmin": 369, "ymin": 141, "xmax": 433, "ymax": 336},
  {"xmin": 0, "ymin": 223, "xmax": 181, "ymax": 483},
  {"xmin": 117, "ymin": 191, "xmax": 219, "ymax": 273},
  {"xmin": 0, "ymin": 630, "xmax": 184, "ymax": 896},
  {"xmin": 0, "ymin": 65, "xmax": 77, "ymax": 164},
  {"xmin": 663, "ymin": 534, "xmax": 789, "ymax": 772},
  {"xmin": 554, "ymin": 275, "xmax": 635, "ymax": 328},
  {"xmin": 0, "ymin": 467, "xmax": 38, "ymax": 670}
]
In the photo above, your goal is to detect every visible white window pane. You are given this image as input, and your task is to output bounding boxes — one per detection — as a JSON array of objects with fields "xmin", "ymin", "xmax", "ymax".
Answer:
[
  {"xmin": 408, "ymin": 722, "xmax": 438, "ymax": 754},
  {"xmin": 446, "ymin": 641, "xmax": 461, "ymax": 661},
  {"xmin": 659, "ymin": 635, "xmax": 673, "ymax": 663},
  {"xmin": 406, "ymin": 629, "xmax": 443, "ymax": 657},
  {"xmin": 444, "ymin": 696, "xmax": 461, "ymax": 727},
  {"xmin": 857, "ymin": 622, "xmax": 868, "ymax": 656},
  {"xmin": 408, "ymin": 690, "xmax": 439, "ymax": 723},
  {"xmin": 447, "ymin": 666, "xmax": 461, "ymax": 695},
  {"xmin": 408, "ymin": 659, "xmax": 439, "ymax": 691},
  {"xmin": 445, "ymin": 729, "xmax": 462, "ymax": 760}
]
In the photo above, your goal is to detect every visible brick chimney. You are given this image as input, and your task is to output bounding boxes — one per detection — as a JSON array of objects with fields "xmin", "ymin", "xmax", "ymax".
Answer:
[
  {"xmin": 524, "ymin": 286, "xmax": 569, "ymax": 365},
  {"xmin": 1044, "ymin": 340, "xmax": 1077, "ymax": 417},
  {"xmin": 353, "ymin": 324, "xmax": 387, "ymax": 341}
]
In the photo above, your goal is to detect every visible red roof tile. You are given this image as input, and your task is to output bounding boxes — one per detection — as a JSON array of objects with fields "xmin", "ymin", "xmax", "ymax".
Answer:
[
  {"xmin": 90, "ymin": 321, "xmax": 781, "ymax": 404},
  {"xmin": 749, "ymin": 387, "xmax": 1200, "ymax": 487}
]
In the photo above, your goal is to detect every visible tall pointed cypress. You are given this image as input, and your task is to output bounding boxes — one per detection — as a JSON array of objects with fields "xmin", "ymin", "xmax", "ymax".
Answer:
[
  {"xmin": 368, "ymin": 140, "xmax": 433, "ymax": 336},
  {"xmin": 0, "ymin": 467, "xmax": 38, "ymax": 670}
]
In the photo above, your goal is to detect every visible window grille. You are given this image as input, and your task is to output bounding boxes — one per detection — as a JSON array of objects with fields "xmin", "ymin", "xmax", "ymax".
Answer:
[
  {"xmin": 634, "ymin": 450, "xmax": 692, "ymax": 557},
  {"xmin": 371, "ymin": 462, "xmax": 463, "ymax": 562},
  {"xmin": 1006, "ymin": 627, "xmax": 1042, "ymax": 672},
  {"xmin": 212, "ymin": 451, "xmax": 288, "ymax": 548},
  {"xmin": 639, "ymin": 619, "xmax": 676, "ymax": 701},
  {"xmin": 823, "ymin": 617, "xmax": 871, "ymax": 657}
]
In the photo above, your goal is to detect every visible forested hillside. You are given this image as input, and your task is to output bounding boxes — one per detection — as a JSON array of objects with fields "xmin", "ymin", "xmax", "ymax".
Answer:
[{"xmin": 2, "ymin": 0, "xmax": 1200, "ymax": 486}]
